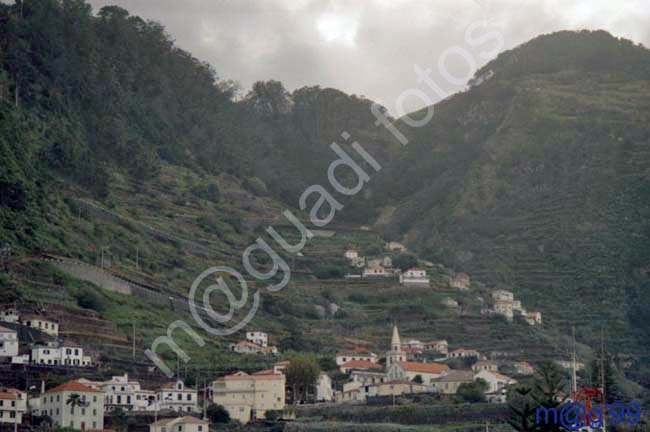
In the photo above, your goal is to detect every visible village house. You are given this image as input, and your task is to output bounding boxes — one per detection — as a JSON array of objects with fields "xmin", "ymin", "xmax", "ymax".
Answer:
[
  {"xmin": 491, "ymin": 290, "xmax": 514, "ymax": 302},
  {"xmin": 442, "ymin": 297, "xmax": 459, "ymax": 309},
  {"xmin": 348, "ymin": 370, "xmax": 387, "ymax": 388},
  {"xmin": 0, "ymin": 387, "xmax": 26, "ymax": 426},
  {"xmin": 554, "ymin": 360, "xmax": 585, "ymax": 371},
  {"xmin": 494, "ymin": 300, "xmax": 514, "ymax": 321},
  {"xmin": 158, "ymin": 380, "xmax": 198, "ymax": 413},
  {"xmin": 385, "ymin": 242, "xmax": 407, "ymax": 252},
  {"xmin": 344, "ymin": 249, "xmax": 359, "ymax": 261},
  {"xmin": 431, "ymin": 370, "xmax": 474, "ymax": 394},
  {"xmin": 246, "ymin": 331, "xmax": 269, "ymax": 347},
  {"xmin": 335, "ymin": 348, "xmax": 378, "ymax": 366},
  {"xmin": 449, "ymin": 348, "xmax": 481, "ymax": 359},
  {"xmin": 472, "ymin": 361, "xmax": 498, "ymax": 373},
  {"xmin": 21, "ymin": 314, "xmax": 59, "ymax": 336},
  {"xmin": 525, "ymin": 312, "xmax": 543, "ymax": 326},
  {"xmin": 387, "ymin": 361, "xmax": 449, "ymax": 384},
  {"xmin": 40, "ymin": 381, "xmax": 104, "ymax": 431},
  {"xmin": 512, "ymin": 300, "xmax": 522, "ymax": 312},
  {"xmin": 423, "ymin": 340, "xmax": 448, "ymax": 356},
  {"xmin": 79, "ymin": 374, "xmax": 146, "ymax": 412},
  {"xmin": 31, "ymin": 341, "xmax": 93, "ymax": 367},
  {"xmin": 474, "ymin": 370, "xmax": 517, "ymax": 396},
  {"xmin": 362, "ymin": 265, "xmax": 388, "ymax": 278},
  {"xmin": 0, "ymin": 326, "xmax": 18, "ymax": 357},
  {"xmin": 230, "ymin": 341, "xmax": 278, "ymax": 355},
  {"xmin": 150, "ymin": 416, "xmax": 208, "ymax": 432},
  {"xmin": 449, "ymin": 273, "xmax": 471, "ymax": 290},
  {"xmin": 401, "ymin": 340, "xmax": 424, "ymax": 351},
  {"xmin": 212, "ymin": 372, "xmax": 285, "ymax": 424},
  {"xmin": 339, "ymin": 360, "xmax": 383, "ymax": 374},
  {"xmin": 399, "ymin": 268, "xmax": 430, "ymax": 286},
  {"xmin": 512, "ymin": 361, "xmax": 535, "ymax": 376},
  {"xmin": 0, "ymin": 308, "xmax": 19, "ymax": 324},
  {"xmin": 340, "ymin": 380, "xmax": 430, "ymax": 403}
]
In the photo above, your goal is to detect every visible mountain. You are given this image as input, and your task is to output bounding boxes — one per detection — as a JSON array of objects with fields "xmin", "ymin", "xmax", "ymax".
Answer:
[
  {"xmin": 1, "ymin": 0, "xmax": 649, "ymax": 398},
  {"xmin": 370, "ymin": 30, "xmax": 650, "ymax": 382}
]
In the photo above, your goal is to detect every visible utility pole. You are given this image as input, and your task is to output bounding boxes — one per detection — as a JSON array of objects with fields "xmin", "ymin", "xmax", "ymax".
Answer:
[
  {"xmin": 202, "ymin": 379, "xmax": 207, "ymax": 420},
  {"xmin": 132, "ymin": 322, "xmax": 136, "ymax": 359},
  {"xmin": 571, "ymin": 326, "xmax": 577, "ymax": 394},
  {"xmin": 600, "ymin": 328, "xmax": 607, "ymax": 432},
  {"xmin": 135, "ymin": 247, "xmax": 139, "ymax": 270}
]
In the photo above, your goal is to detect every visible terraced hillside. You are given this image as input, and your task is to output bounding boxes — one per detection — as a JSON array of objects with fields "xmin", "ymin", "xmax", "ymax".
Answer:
[{"xmin": 370, "ymin": 32, "xmax": 650, "ymax": 383}]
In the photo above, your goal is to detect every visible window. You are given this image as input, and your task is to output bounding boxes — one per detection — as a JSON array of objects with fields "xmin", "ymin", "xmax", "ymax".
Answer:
[
  {"xmin": 177, "ymin": 426, "xmax": 182, "ymax": 432},
  {"xmin": 177, "ymin": 394, "xmax": 182, "ymax": 401},
  {"xmin": 57, "ymin": 395, "xmax": 60, "ymax": 402},
  {"xmin": 198, "ymin": 427, "xmax": 203, "ymax": 432},
  {"xmin": 93, "ymin": 422, "xmax": 97, "ymax": 429},
  {"xmin": 186, "ymin": 394, "xmax": 191, "ymax": 401},
  {"xmin": 93, "ymin": 409, "xmax": 97, "ymax": 416},
  {"xmin": 81, "ymin": 408, "xmax": 86, "ymax": 415},
  {"xmin": 93, "ymin": 396, "xmax": 97, "ymax": 403}
]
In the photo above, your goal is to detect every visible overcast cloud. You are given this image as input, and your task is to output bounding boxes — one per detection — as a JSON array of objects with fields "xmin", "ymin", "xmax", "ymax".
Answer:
[{"xmin": 86, "ymin": 0, "xmax": 650, "ymax": 114}]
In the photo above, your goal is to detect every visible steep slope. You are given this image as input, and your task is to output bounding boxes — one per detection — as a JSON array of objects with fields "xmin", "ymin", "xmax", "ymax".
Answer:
[{"xmin": 372, "ymin": 30, "xmax": 650, "ymax": 377}]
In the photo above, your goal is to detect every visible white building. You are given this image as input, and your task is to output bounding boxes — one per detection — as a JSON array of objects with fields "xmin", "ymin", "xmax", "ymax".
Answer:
[
  {"xmin": 335, "ymin": 348, "xmax": 378, "ymax": 366},
  {"xmin": 31, "ymin": 341, "xmax": 92, "ymax": 367},
  {"xmin": 315, "ymin": 373, "xmax": 333, "ymax": 402},
  {"xmin": 401, "ymin": 340, "xmax": 424, "ymax": 351},
  {"xmin": 0, "ymin": 308, "xmax": 19, "ymax": 324},
  {"xmin": 399, "ymin": 268, "xmax": 430, "ymax": 285},
  {"xmin": 385, "ymin": 242, "xmax": 407, "ymax": 252},
  {"xmin": 344, "ymin": 249, "xmax": 359, "ymax": 261},
  {"xmin": 0, "ymin": 388, "xmax": 26, "ymax": 425},
  {"xmin": 494, "ymin": 300, "xmax": 514, "ymax": 321},
  {"xmin": 491, "ymin": 290, "xmax": 514, "ymax": 302},
  {"xmin": 362, "ymin": 265, "xmax": 388, "ymax": 278},
  {"xmin": 158, "ymin": 380, "xmax": 197, "ymax": 413},
  {"xmin": 525, "ymin": 312, "xmax": 542, "ymax": 326},
  {"xmin": 246, "ymin": 331, "xmax": 269, "ymax": 347},
  {"xmin": 150, "ymin": 416, "xmax": 208, "ymax": 432},
  {"xmin": 474, "ymin": 370, "xmax": 517, "ymax": 395},
  {"xmin": 0, "ymin": 326, "xmax": 18, "ymax": 357},
  {"xmin": 386, "ymin": 361, "xmax": 449, "ymax": 384},
  {"xmin": 449, "ymin": 273, "xmax": 471, "ymax": 290},
  {"xmin": 79, "ymin": 374, "xmax": 146, "ymax": 412},
  {"xmin": 442, "ymin": 297, "xmax": 459, "ymax": 308},
  {"xmin": 212, "ymin": 372, "xmax": 285, "ymax": 424},
  {"xmin": 423, "ymin": 340, "xmax": 448, "ymax": 355},
  {"xmin": 230, "ymin": 341, "xmax": 277, "ymax": 355},
  {"xmin": 449, "ymin": 348, "xmax": 480, "ymax": 359},
  {"xmin": 21, "ymin": 315, "xmax": 59, "ymax": 336},
  {"xmin": 472, "ymin": 361, "xmax": 498, "ymax": 373},
  {"xmin": 40, "ymin": 381, "xmax": 104, "ymax": 431}
]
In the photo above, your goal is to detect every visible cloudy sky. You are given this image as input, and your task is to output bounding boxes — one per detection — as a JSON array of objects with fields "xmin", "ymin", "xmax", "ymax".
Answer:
[{"xmin": 87, "ymin": 0, "xmax": 650, "ymax": 114}]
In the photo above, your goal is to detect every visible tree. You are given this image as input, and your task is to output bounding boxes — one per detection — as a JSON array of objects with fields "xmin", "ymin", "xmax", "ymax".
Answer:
[
  {"xmin": 284, "ymin": 355, "xmax": 321, "ymax": 404},
  {"xmin": 507, "ymin": 362, "xmax": 570, "ymax": 431},
  {"xmin": 457, "ymin": 378, "xmax": 488, "ymax": 403},
  {"xmin": 206, "ymin": 403, "xmax": 230, "ymax": 424},
  {"xmin": 393, "ymin": 253, "xmax": 418, "ymax": 271},
  {"xmin": 110, "ymin": 407, "xmax": 127, "ymax": 432},
  {"xmin": 264, "ymin": 410, "xmax": 282, "ymax": 421}
]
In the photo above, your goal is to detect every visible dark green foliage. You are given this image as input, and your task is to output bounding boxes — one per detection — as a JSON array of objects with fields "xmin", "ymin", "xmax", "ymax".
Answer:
[
  {"xmin": 74, "ymin": 288, "xmax": 105, "ymax": 312},
  {"xmin": 456, "ymin": 378, "xmax": 488, "ymax": 403},
  {"xmin": 284, "ymin": 354, "xmax": 321, "ymax": 404},
  {"xmin": 264, "ymin": 410, "xmax": 282, "ymax": 421},
  {"xmin": 412, "ymin": 374, "xmax": 423, "ymax": 384},
  {"xmin": 392, "ymin": 253, "xmax": 418, "ymax": 271},
  {"xmin": 590, "ymin": 353, "xmax": 625, "ymax": 403},
  {"xmin": 206, "ymin": 403, "xmax": 230, "ymax": 424}
]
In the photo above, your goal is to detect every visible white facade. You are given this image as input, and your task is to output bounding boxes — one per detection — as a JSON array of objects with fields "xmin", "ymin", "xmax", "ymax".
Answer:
[
  {"xmin": 0, "ymin": 326, "xmax": 18, "ymax": 357},
  {"xmin": 423, "ymin": 340, "xmax": 448, "ymax": 355},
  {"xmin": 494, "ymin": 300, "xmax": 514, "ymax": 321},
  {"xmin": 150, "ymin": 416, "xmax": 208, "ymax": 432},
  {"xmin": 335, "ymin": 349, "xmax": 378, "ymax": 366},
  {"xmin": 0, "ymin": 309, "xmax": 19, "ymax": 324},
  {"xmin": 525, "ymin": 312, "xmax": 542, "ymax": 325},
  {"xmin": 0, "ymin": 388, "xmax": 26, "ymax": 425},
  {"xmin": 491, "ymin": 290, "xmax": 514, "ymax": 302},
  {"xmin": 474, "ymin": 370, "xmax": 517, "ymax": 394},
  {"xmin": 315, "ymin": 373, "xmax": 333, "ymax": 402},
  {"xmin": 158, "ymin": 380, "xmax": 197, "ymax": 413},
  {"xmin": 362, "ymin": 266, "xmax": 388, "ymax": 278},
  {"xmin": 246, "ymin": 331, "xmax": 268, "ymax": 347},
  {"xmin": 21, "ymin": 315, "xmax": 59, "ymax": 336},
  {"xmin": 344, "ymin": 250, "xmax": 358, "ymax": 260},
  {"xmin": 449, "ymin": 348, "xmax": 480, "ymax": 359},
  {"xmin": 399, "ymin": 269, "xmax": 430, "ymax": 285},
  {"xmin": 79, "ymin": 374, "xmax": 146, "ymax": 412},
  {"xmin": 385, "ymin": 242, "xmax": 406, "ymax": 252},
  {"xmin": 40, "ymin": 381, "xmax": 104, "ymax": 431},
  {"xmin": 31, "ymin": 342, "xmax": 92, "ymax": 367}
]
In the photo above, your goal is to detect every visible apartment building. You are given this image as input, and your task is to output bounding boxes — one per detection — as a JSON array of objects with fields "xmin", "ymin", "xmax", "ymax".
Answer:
[
  {"xmin": 0, "ymin": 388, "xmax": 26, "ymax": 425},
  {"xmin": 158, "ymin": 380, "xmax": 197, "ymax": 413},
  {"xmin": 40, "ymin": 381, "xmax": 104, "ymax": 430},
  {"xmin": 212, "ymin": 372, "xmax": 285, "ymax": 424}
]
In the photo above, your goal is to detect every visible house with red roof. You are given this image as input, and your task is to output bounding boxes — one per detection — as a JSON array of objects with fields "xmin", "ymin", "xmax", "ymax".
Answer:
[
  {"xmin": 335, "ymin": 347, "xmax": 378, "ymax": 366},
  {"xmin": 339, "ymin": 360, "xmax": 383, "ymax": 374},
  {"xmin": 39, "ymin": 381, "xmax": 104, "ymax": 430},
  {"xmin": 0, "ymin": 387, "xmax": 26, "ymax": 426}
]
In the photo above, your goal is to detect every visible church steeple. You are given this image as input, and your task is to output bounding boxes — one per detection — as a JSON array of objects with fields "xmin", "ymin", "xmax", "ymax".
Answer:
[
  {"xmin": 386, "ymin": 323, "xmax": 405, "ymax": 368},
  {"xmin": 391, "ymin": 325, "xmax": 401, "ymax": 352}
]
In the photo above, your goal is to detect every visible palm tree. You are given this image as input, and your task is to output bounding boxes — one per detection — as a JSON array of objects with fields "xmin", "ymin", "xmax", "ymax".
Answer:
[{"xmin": 66, "ymin": 393, "xmax": 89, "ymax": 414}]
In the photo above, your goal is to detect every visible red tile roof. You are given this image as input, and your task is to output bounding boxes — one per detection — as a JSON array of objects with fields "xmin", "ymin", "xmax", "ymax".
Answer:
[
  {"xmin": 0, "ymin": 393, "xmax": 17, "ymax": 400},
  {"xmin": 340, "ymin": 360, "xmax": 383, "ymax": 370},
  {"xmin": 399, "ymin": 361, "xmax": 449, "ymax": 374},
  {"xmin": 45, "ymin": 381, "xmax": 100, "ymax": 394}
]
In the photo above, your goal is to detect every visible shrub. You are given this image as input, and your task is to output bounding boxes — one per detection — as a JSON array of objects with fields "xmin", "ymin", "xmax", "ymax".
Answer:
[{"xmin": 75, "ymin": 288, "xmax": 105, "ymax": 312}]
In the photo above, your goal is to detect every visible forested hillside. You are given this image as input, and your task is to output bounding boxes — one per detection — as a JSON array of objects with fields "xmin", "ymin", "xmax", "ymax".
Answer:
[{"xmin": 370, "ymin": 30, "xmax": 650, "ymax": 384}]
